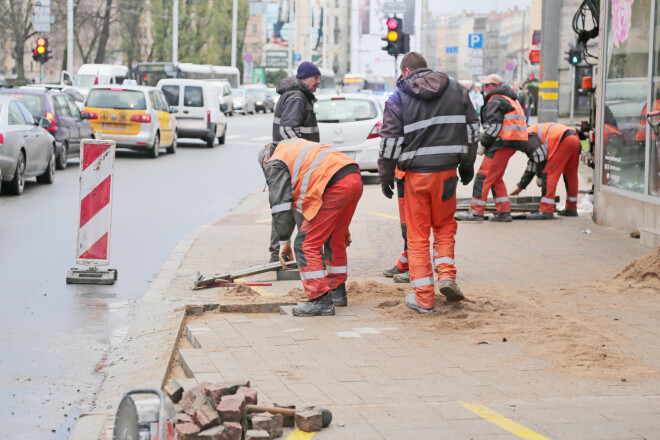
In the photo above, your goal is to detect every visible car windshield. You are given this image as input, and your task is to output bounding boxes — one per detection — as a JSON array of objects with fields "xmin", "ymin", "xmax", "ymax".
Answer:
[
  {"xmin": 231, "ymin": 89, "xmax": 245, "ymax": 97},
  {"xmin": 314, "ymin": 99, "xmax": 378, "ymax": 122},
  {"xmin": 246, "ymin": 90, "xmax": 266, "ymax": 100},
  {"xmin": 74, "ymin": 74, "xmax": 110, "ymax": 88},
  {"xmin": 86, "ymin": 89, "xmax": 147, "ymax": 110},
  {"xmin": 9, "ymin": 93, "xmax": 46, "ymax": 117}
]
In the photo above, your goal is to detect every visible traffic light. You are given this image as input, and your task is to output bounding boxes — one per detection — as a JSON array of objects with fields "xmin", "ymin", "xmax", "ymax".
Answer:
[
  {"xmin": 566, "ymin": 44, "xmax": 583, "ymax": 66},
  {"xmin": 32, "ymin": 37, "xmax": 51, "ymax": 63},
  {"xmin": 381, "ymin": 17, "xmax": 409, "ymax": 56}
]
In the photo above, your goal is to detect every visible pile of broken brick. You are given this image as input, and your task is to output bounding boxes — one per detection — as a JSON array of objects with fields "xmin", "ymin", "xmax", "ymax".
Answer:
[{"xmin": 165, "ymin": 379, "xmax": 327, "ymax": 439}]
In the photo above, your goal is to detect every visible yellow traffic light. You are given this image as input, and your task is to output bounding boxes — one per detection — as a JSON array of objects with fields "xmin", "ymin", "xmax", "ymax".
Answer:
[
  {"xmin": 388, "ymin": 31, "xmax": 398, "ymax": 42},
  {"xmin": 37, "ymin": 46, "xmax": 45, "ymax": 54}
]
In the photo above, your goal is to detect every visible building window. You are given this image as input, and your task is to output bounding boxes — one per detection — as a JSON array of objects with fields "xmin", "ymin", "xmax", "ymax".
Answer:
[
  {"xmin": 252, "ymin": 44, "xmax": 259, "ymax": 53},
  {"xmin": 601, "ymin": 0, "xmax": 652, "ymax": 194},
  {"xmin": 252, "ymin": 24, "xmax": 257, "ymax": 34}
]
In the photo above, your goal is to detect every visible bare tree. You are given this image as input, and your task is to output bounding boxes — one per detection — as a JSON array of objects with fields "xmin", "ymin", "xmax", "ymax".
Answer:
[
  {"xmin": 94, "ymin": 0, "xmax": 114, "ymax": 63},
  {"xmin": 0, "ymin": 0, "xmax": 36, "ymax": 79}
]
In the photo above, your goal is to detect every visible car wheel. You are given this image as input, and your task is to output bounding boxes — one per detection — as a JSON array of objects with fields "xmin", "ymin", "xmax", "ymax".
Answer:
[
  {"xmin": 167, "ymin": 133, "xmax": 177, "ymax": 154},
  {"xmin": 149, "ymin": 132, "xmax": 160, "ymax": 158},
  {"xmin": 57, "ymin": 142, "xmax": 68, "ymax": 170},
  {"xmin": 4, "ymin": 152, "xmax": 26, "ymax": 195},
  {"xmin": 218, "ymin": 126, "xmax": 226, "ymax": 145},
  {"xmin": 37, "ymin": 146, "xmax": 56, "ymax": 184}
]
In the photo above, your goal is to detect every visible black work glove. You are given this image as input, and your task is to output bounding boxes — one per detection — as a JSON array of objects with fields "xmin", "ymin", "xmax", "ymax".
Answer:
[
  {"xmin": 458, "ymin": 166, "xmax": 474, "ymax": 185},
  {"xmin": 380, "ymin": 180, "xmax": 394, "ymax": 199}
]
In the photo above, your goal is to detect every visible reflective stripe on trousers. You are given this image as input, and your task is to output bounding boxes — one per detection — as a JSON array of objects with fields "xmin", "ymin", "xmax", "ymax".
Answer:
[
  {"xmin": 539, "ymin": 134, "xmax": 581, "ymax": 214},
  {"xmin": 469, "ymin": 149, "xmax": 515, "ymax": 216}
]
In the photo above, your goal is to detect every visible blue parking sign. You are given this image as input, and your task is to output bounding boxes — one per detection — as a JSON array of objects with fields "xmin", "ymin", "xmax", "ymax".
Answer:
[
  {"xmin": 294, "ymin": 53, "xmax": 302, "ymax": 62},
  {"xmin": 468, "ymin": 33, "xmax": 483, "ymax": 49}
]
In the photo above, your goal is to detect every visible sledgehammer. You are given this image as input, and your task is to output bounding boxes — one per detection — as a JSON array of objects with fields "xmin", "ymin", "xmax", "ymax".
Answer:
[{"xmin": 246, "ymin": 404, "xmax": 333, "ymax": 428}]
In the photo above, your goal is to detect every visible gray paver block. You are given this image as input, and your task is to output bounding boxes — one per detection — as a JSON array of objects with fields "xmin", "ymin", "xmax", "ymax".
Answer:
[{"xmin": 179, "ymin": 348, "xmax": 218, "ymax": 378}]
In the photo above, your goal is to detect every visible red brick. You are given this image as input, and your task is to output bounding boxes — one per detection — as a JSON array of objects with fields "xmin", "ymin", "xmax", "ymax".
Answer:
[
  {"xmin": 175, "ymin": 422, "xmax": 200, "ymax": 439},
  {"xmin": 197, "ymin": 425, "xmax": 228, "ymax": 440},
  {"xmin": 203, "ymin": 384, "xmax": 232, "ymax": 405},
  {"xmin": 295, "ymin": 409, "xmax": 322, "ymax": 432},
  {"xmin": 274, "ymin": 403, "xmax": 295, "ymax": 428},
  {"xmin": 252, "ymin": 412, "xmax": 283, "ymax": 439},
  {"xmin": 194, "ymin": 404, "xmax": 221, "ymax": 430},
  {"xmin": 223, "ymin": 422, "xmax": 242, "ymax": 440},
  {"xmin": 216, "ymin": 394, "xmax": 246, "ymax": 422},
  {"xmin": 180, "ymin": 386, "xmax": 212, "ymax": 416},
  {"xmin": 235, "ymin": 386, "xmax": 258, "ymax": 405},
  {"xmin": 176, "ymin": 412, "xmax": 194, "ymax": 424},
  {"xmin": 245, "ymin": 430, "xmax": 270, "ymax": 440}
]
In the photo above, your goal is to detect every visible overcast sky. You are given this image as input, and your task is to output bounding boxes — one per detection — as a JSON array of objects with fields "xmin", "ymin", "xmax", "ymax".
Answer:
[{"xmin": 428, "ymin": 0, "xmax": 531, "ymax": 16}]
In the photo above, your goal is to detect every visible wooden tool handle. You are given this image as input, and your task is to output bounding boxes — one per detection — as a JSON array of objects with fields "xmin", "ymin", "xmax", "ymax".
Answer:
[{"xmin": 246, "ymin": 405, "xmax": 295, "ymax": 417}]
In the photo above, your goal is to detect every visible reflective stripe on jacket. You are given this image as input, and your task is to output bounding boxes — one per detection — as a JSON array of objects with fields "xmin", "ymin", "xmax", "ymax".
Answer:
[
  {"xmin": 269, "ymin": 139, "xmax": 357, "ymax": 221},
  {"xmin": 272, "ymin": 77, "xmax": 320, "ymax": 143},
  {"xmin": 528, "ymin": 122, "xmax": 573, "ymax": 161}
]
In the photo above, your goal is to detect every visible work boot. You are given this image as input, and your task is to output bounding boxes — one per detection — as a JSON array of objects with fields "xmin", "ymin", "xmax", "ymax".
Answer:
[
  {"xmin": 269, "ymin": 253, "xmax": 279, "ymax": 264},
  {"xmin": 557, "ymin": 209, "xmax": 578, "ymax": 217},
  {"xmin": 490, "ymin": 212, "xmax": 512, "ymax": 222},
  {"xmin": 438, "ymin": 280, "xmax": 465, "ymax": 302},
  {"xmin": 328, "ymin": 283, "xmax": 347, "ymax": 307},
  {"xmin": 383, "ymin": 265, "xmax": 405, "ymax": 278},
  {"xmin": 527, "ymin": 211, "xmax": 555, "ymax": 220},
  {"xmin": 292, "ymin": 293, "xmax": 335, "ymax": 317},
  {"xmin": 404, "ymin": 293, "xmax": 436, "ymax": 314},
  {"xmin": 456, "ymin": 212, "xmax": 485, "ymax": 221},
  {"xmin": 393, "ymin": 272, "xmax": 410, "ymax": 283}
]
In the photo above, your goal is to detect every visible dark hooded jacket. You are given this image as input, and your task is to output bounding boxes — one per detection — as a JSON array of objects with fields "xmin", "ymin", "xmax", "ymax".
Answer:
[
  {"xmin": 378, "ymin": 68, "xmax": 480, "ymax": 182},
  {"xmin": 272, "ymin": 77, "xmax": 320, "ymax": 143},
  {"xmin": 480, "ymin": 84, "xmax": 527, "ymax": 152}
]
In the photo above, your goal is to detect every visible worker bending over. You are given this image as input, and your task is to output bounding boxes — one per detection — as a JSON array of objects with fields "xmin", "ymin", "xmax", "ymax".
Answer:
[
  {"xmin": 458, "ymin": 73, "xmax": 528, "ymax": 222},
  {"xmin": 379, "ymin": 52, "xmax": 480, "ymax": 314},
  {"xmin": 511, "ymin": 122, "xmax": 581, "ymax": 219},
  {"xmin": 259, "ymin": 139, "xmax": 362, "ymax": 316}
]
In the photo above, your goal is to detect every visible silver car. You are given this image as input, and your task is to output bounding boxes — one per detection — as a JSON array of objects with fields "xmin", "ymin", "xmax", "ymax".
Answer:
[
  {"xmin": 231, "ymin": 88, "xmax": 256, "ymax": 115},
  {"xmin": 0, "ymin": 95, "xmax": 56, "ymax": 195}
]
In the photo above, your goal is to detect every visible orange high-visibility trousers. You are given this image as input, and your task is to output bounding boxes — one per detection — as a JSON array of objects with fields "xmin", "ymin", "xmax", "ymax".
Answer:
[
  {"xmin": 539, "ymin": 134, "xmax": 581, "ymax": 214},
  {"xmin": 295, "ymin": 173, "xmax": 363, "ymax": 300},
  {"xmin": 469, "ymin": 149, "xmax": 516, "ymax": 216},
  {"xmin": 404, "ymin": 169, "xmax": 458, "ymax": 309},
  {"xmin": 395, "ymin": 179, "xmax": 409, "ymax": 272}
]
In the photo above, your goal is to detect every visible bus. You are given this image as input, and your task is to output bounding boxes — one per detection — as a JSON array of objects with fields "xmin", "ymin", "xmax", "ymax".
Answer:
[
  {"xmin": 317, "ymin": 68, "xmax": 337, "ymax": 94},
  {"xmin": 342, "ymin": 74, "xmax": 388, "ymax": 93},
  {"xmin": 131, "ymin": 62, "xmax": 241, "ymax": 88}
]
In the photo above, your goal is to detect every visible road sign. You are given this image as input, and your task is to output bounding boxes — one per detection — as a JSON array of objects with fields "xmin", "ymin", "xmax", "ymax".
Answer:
[
  {"xmin": 244, "ymin": 53, "xmax": 253, "ymax": 63},
  {"xmin": 265, "ymin": 50, "xmax": 289, "ymax": 68},
  {"xmin": 294, "ymin": 53, "xmax": 301, "ymax": 62},
  {"xmin": 505, "ymin": 62, "xmax": 514, "ymax": 71},
  {"xmin": 468, "ymin": 33, "xmax": 483, "ymax": 49},
  {"xmin": 382, "ymin": 2, "xmax": 406, "ymax": 14},
  {"xmin": 34, "ymin": 6, "xmax": 50, "ymax": 15},
  {"xmin": 446, "ymin": 46, "xmax": 458, "ymax": 54},
  {"xmin": 32, "ymin": 14, "xmax": 51, "ymax": 23},
  {"xmin": 34, "ymin": 0, "xmax": 50, "ymax": 5},
  {"xmin": 33, "ymin": 23, "xmax": 51, "ymax": 32}
]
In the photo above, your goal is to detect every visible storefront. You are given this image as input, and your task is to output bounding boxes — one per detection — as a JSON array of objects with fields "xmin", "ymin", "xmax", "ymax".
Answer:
[{"xmin": 595, "ymin": 0, "xmax": 660, "ymax": 247}]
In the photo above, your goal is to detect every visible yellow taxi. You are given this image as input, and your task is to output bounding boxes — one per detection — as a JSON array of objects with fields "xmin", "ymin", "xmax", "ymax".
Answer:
[{"xmin": 83, "ymin": 85, "xmax": 177, "ymax": 158}]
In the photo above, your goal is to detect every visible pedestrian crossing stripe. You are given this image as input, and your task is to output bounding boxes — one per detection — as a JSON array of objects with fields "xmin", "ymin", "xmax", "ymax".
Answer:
[
  {"xmin": 256, "ymin": 218, "xmax": 272, "ymax": 223},
  {"xmin": 460, "ymin": 402, "xmax": 552, "ymax": 440},
  {"xmin": 368, "ymin": 211, "xmax": 400, "ymax": 220},
  {"xmin": 225, "ymin": 134, "xmax": 244, "ymax": 139},
  {"xmin": 253, "ymin": 135, "xmax": 272, "ymax": 141},
  {"xmin": 286, "ymin": 430, "xmax": 316, "ymax": 440}
]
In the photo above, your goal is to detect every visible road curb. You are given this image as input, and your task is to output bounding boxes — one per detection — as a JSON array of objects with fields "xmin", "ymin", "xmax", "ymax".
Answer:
[{"xmin": 68, "ymin": 191, "xmax": 259, "ymax": 439}]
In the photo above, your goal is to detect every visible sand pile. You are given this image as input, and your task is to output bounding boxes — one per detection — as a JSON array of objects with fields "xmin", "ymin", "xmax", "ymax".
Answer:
[
  {"xmin": 614, "ymin": 247, "xmax": 660, "ymax": 287},
  {"xmin": 218, "ymin": 284, "xmax": 306, "ymax": 304}
]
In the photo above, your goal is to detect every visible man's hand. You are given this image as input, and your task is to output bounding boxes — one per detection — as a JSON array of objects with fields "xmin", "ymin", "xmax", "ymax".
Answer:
[
  {"xmin": 345, "ymin": 230, "xmax": 352, "ymax": 247},
  {"xmin": 536, "ymin": 176, "xmax": 543, "ymax": 187},
  {"xmin": 279, "ymin": 242, "xmax": 294, "ymax": 270},
  {"xmin": 458, "ymin": 166, "xmax": 474, "ymax": 185},
  {"xmin": 380, "ymin": 180, "xmax": 394, "ymax": 199},
  {"xmin": 510, "ymin": 186, "xmax": 523, "ymax": 196},
  {"xmin": 477, "ymin": 144, "xmax": 486, "ymax": 156}
]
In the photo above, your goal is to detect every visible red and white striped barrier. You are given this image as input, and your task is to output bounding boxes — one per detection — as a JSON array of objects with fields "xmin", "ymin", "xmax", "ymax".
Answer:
[{"xmin": 67, "ymin": 139, "xmax": 118, "ymax": 284}]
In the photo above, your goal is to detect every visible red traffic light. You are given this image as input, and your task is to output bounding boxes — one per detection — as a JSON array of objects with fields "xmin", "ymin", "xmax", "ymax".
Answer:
[
  {"xmin": 37, "ymin": 37, "xmax": 46, "ymax": 46},
  {"xmin": 386, "ymin": 18, "xmax": 398, "ymax": 30}
]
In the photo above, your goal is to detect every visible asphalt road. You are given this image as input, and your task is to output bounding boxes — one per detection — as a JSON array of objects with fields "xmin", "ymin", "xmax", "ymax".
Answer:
[{"xmin": 0, "ymin": 111, "xmax": 274, "ymax": 439}]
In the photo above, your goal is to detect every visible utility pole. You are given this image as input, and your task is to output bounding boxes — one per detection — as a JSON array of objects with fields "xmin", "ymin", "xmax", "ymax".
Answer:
[
  {"xmin": 518, "ymin": 10, "xmax": 525, "ymax": 83},
  {"xmin": 287, "ymin": 0, "xmax": 294, "ymax": 75},
  {"xmin": 173, "ymin": 0, "xmax": 178, "ymax": 63},
  {"xmin": 231, "ymin": 0, "xmax": 238, "ymax": 67},
  {"xmin": 67, "ymin": 0, "xmax": 73, "ymax": 73},
  {"xmin": 538, "ymin": 0, "xmax": 561, "ymax": 123}
]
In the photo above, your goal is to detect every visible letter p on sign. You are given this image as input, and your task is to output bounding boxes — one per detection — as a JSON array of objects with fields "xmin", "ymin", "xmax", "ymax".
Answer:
[{"xmin": 469, "ymin": 33, "xmax": 483, "ymax": 49}]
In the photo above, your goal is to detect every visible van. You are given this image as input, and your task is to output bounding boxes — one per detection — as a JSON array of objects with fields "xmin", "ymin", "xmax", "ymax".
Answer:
[
  {"xmin": 157, "ymin": 78, "xmax": 227, "ymax": 147},
  {"xmin": 208, "ymin": 80, "xmax": 234, "ymax": 116},
  {"xmin": 73, "ymin": 64, "xmax": 130, "ymax": 96}
]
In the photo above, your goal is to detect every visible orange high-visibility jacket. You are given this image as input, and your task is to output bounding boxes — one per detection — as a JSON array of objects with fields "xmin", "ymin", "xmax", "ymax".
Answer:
[
  {"xmin": 528, "ymin": 123, "xmax": 575, "ymax": 161},
  {"xmin": 490, "ymin": 94, "xmax": 528, "ymax": 142},
  {"xmin": 270, "ymin": 139, "xmax": 357, "ymax": 221}
]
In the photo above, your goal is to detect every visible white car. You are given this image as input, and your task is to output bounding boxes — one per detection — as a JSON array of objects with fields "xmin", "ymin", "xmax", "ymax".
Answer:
[
  {"xmin": 158, "ymin": 79, "xmax": 227, "ymax": 147},
  {"xmin": 315, "ymin": 94, "xmax": 384, "ymax": 172}
]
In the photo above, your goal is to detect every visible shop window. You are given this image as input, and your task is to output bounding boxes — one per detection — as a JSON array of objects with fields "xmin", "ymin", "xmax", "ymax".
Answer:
[
  {"xmin": 650, "ymin": 1, "xmax": 660, "ymax": 196},
  {"xmin": 602, "ymin": 0, "xmax": 651, "ymax": 193}
]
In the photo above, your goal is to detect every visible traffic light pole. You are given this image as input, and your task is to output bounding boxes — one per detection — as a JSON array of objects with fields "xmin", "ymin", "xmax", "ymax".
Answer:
[
  {"xmin": 538, "ymin": 0, "xmax": 560, "ymax": 123},
  {"xmin": 40, "ymin": 62, "xmax": 45, "ymax": 84}
]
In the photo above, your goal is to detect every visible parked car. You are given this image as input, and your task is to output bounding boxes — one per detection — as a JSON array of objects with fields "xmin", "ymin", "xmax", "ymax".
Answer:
[
  {"xmin": 208, "ymin": 80, "xmax": 234, "ymax": 116},
  {"xmin": 158, "ymin": 79, "xmax": 227, "ymax": 147},
  {"xmin": 314, "ymin": 94, "xmax": 383, "ymax": 172},
  {"xmin": 84, "ymin": 85, "xmax": 177, "ymax": 158},
  {"xmin": 73, "ymin": 64, "xmax": 130, "ymax": 97},
  {"xmin": 245, "ymin": 87, "xmax": 274, "ymax": 113},
  {"xmin": 0, "ymin": 95, "xmax": 56, "ymax": 195},
  {"xmin": 230, "ymin": 88, "xmax": 256, "ymax": 115},
  {"xmin": 0, "ymin": 87, "xmax": 94, "ymax": 169}
]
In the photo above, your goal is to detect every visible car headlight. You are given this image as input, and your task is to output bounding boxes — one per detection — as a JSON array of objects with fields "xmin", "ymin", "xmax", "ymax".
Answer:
[{"xmin": 256, "ymin": 101, "xmax": 263, "ymax": 105}]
